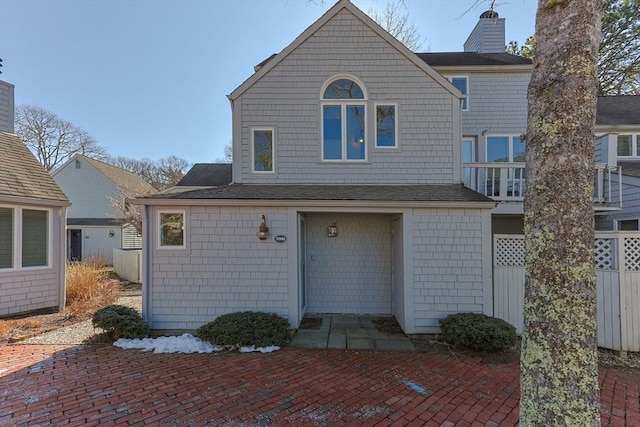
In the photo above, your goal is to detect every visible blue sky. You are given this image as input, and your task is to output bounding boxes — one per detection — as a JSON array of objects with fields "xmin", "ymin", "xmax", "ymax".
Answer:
[{"xmin": 0, "ymin": 0, "xmax": 537, "ymax": 165}]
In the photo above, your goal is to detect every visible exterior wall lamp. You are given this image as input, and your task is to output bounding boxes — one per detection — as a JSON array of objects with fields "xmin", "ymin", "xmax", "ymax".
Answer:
[
  {"xmin": 327, "ymin": 223, "xmax": 338, "ymax": 237},
  {"xmin": 257, "ymin": 215, "xmax": 270, "ymax": 240},
  {"xmin": 108, "ymin": 230, "xmax": 115, "ymax": 237}
]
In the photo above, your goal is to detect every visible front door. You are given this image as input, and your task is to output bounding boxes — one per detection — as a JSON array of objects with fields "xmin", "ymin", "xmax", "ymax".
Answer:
[{"xmin": 70, "ymin": 229, "xmax": 82, "ymax": 261}]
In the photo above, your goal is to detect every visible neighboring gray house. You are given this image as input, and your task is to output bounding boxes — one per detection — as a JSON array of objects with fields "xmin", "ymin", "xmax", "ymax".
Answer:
[
  {"xmin": 52, "ymin": 154, "xmax": 156, "ymax": 264},
  {"xmin": 594, "ymin": 95, "xmax": 640, "ymax": 230},
  {"xmin": 135, "ymin": 0, "xmax": 499, "ymax": 334},
  {"xmin": 0, "ymin": 130, "xmax": 70, "ymax": 317},
  {"xmin": 1, "ymin": 79, "xmax": 70, "ymax": 317}
]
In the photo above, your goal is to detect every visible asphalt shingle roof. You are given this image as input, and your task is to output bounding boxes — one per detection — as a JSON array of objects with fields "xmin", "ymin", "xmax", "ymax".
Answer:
[
  {"xmin": 176, "ymin": 163, "xmax": 232, "ymax": 187},
  {"xmin": 0, "ymin": 132, "xmax": 69, "ymax": 203},
  {"xmin": 142, "ymin": 183, "xmax": 494, "ymax": 204},
  {"xmin": 83, "ymin": 156, "xmax": 157, "ymax": 195},
  {"xmin": 596, "ymin": 96, "xmax": 640, "ymax": 126},
  {"xmin": 415, "ymin": 52, "xmax": 532, "ymax": 67}
]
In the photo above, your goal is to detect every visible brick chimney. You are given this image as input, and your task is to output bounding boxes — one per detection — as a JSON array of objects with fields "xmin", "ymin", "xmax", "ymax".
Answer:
[{"xmin": 463, "ymin": 10, "xmax": 506, "ymax": 54}]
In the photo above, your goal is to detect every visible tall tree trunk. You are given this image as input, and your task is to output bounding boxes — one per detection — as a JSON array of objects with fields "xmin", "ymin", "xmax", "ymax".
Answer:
[{"xmin": 521, "ymin": 0, "xmax": 602, "ymax": 425}]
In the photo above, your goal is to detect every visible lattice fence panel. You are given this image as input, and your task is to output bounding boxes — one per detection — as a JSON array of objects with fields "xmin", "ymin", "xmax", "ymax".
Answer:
[
  {"xmin": 624, "ymin": 237, "xmax": 640, "ymax": 271},
  {"xmin": 594, "ymin": 238, "xmax": 613, "ymax": 270},
  {"xmin": 495, "ymin": 237, "xmax": 525, "ymax": 267}
]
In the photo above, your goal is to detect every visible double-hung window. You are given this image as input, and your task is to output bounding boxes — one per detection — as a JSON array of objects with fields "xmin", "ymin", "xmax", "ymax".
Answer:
[
  {"xmin": 0, "ymin": 206, "xmax": 50, "ymax": 270},
  {"xmin": 321, "ymin": 77, "xmax": 367, "ymax": 161}
]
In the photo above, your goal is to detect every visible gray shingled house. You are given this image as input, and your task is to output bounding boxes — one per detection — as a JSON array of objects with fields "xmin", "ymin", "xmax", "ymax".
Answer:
[
  {"xmin": 594, "ymin": 95, "xmax": 640, "ymax": 230},
  {"xmin": 52, "ymin": 154, "xmax": 156, "ymax": 264},
  {"xmin": 134, "ymin": 0, "xmax": 501, "ymax": 334},
  {"xmin": 0, "ymin": 128, "xmax": 70, "ymax": 317}
]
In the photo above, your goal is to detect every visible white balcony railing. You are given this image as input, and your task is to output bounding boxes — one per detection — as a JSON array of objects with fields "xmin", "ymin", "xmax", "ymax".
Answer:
[{"xmin": 462, "ymin": 162, "xmax": 622, "ymax": 211}]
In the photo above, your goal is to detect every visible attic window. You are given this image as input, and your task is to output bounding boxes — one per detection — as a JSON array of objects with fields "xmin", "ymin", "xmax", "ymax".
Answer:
[
  {"xmin": 75, "ymin": 159, "xmax": 81, "ymax": 169},
  {"xmin": 323, "ymin": 79, "xmax": 365, "ymax": 99}
]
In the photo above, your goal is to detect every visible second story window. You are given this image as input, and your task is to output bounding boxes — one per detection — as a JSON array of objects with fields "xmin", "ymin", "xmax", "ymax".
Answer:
[
  {"xmin": 617, "ymin": 134, "xmax": 639, "ymax": 158},
  {"xmin": 321, "ymin": 77, "xmax": 367, "ymax": 161},
  {"xmin": 487, "ymin": 135, "xmax": 525, "ymax": 163},
  {"xmin": 252, "ymin": 128, "xmax": 274, "ymax": 172},
  {"xmin": 375, "ymin": 104, "xmax": 397, "ymax": 148},
  {"xmin": 449, "ymin": 76, "xmax": 469, "ymax": 111}
]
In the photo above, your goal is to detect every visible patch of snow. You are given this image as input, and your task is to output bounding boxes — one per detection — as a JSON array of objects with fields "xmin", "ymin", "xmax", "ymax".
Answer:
[
  {"xmin": 114, "ymin": 333, "xmax": 223, "ymax": 354},
  {"xmin": 113, "ymin": 334, "xmax": 282, "ymax": 354},
  {"xmin": 239, "ymin": 345, "xmax": 280, "ymax": 353}
]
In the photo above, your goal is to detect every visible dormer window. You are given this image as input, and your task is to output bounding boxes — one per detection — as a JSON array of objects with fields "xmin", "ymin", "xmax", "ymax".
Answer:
[{"xmin": 321, "ymin": 76, "xmax": 367, "ymax": 161}]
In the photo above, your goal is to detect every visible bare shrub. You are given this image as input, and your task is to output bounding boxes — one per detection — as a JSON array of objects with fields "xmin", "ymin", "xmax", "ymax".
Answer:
[{"xmin": 65, "ymin": 260, "xmax": 122, "ymax": 318}]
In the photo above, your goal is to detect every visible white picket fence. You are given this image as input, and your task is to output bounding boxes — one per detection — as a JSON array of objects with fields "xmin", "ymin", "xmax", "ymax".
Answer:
[{"xmin": 494, "ymin": 233, "xmax": 640, "ymax": 352}]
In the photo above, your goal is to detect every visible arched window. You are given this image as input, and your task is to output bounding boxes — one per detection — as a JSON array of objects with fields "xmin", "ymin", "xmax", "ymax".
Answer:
[{"xmin": 321, "ymin": 76, "xmax": 367, "ymax": 161}]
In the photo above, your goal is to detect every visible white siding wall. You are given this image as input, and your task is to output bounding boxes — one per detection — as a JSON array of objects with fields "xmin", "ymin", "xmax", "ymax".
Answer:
[
  {"xmin": 236, "ymin": 10, "xmax": 460, "ymax": 185},
  {"xmin": 123, "ymin": 224, "xmax": 142, "ymax": 248},
  {"xmin": 305, "ymin": 213, "xmax": 392, "ymax": 314},
  {"xmin": 80, "ymin": 226, "xmax": 123, "ymax": 265},
  {"xmin": 411, "ymin": 208, "xmax": 487, "ymax": 333},
  {"xmin": 0, "ymin": 205, "xmax": 66, "ymax": 317},
  {"xmin": 53, "ymin": 158, "xmax": 122, "ymax": 218},
  {"xmin": 147, "ymin": 206, "xmax": 291, "ymax": 331}
]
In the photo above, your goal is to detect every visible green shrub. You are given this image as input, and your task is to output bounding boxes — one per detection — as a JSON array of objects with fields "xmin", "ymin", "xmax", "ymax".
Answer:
[
  {"xmin": 439, "ymin": 313, "xmax": 516, "ymax": 352},
  {"xmin": 196, "ymin": 311, "xmax": 291, "ymax": 347},
  {"xmin": 92, "ymin": 304, "xmax": 150, "ymax": 340}
]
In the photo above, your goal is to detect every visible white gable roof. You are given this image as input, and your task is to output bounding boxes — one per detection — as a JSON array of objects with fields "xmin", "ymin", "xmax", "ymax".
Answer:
[{"xmin": 228, "ymin": 0, "xmax": 462, "ymax": 101}]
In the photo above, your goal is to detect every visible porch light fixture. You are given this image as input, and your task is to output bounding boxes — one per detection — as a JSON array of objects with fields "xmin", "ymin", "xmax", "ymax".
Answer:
[
  {"xmin": 108, "ymin": 230, "xmax": 115, "ymax": 237},
  {"xmin": 257, "ymin": 215, "xmax": 270, "ymax": 240},
  {"xmin": 327, "ymin": 223, "xmax": 338, "ymax": 237}
]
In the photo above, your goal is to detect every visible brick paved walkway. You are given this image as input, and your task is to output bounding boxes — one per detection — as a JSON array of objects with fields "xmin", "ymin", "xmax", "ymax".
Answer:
[{"xmin": 0, "ymin": 344, "xmax": 638, "ymax": 426}]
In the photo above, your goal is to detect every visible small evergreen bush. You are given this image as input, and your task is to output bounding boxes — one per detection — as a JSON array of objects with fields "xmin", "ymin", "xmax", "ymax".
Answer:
[
  {"xmin": 92, "ymin": 304, "xmax": 150, "ymax": 340},
  {"xmin": 196, "ymin": 311, "xmax": 291, "ymax": 347},
  {"xmin": 439, "ymin": 313, "xmax": 516, "ymax": 352}
]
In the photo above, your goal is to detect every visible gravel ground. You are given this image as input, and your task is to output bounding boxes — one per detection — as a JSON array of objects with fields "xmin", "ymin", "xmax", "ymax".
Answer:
[{"xmin": 20, "ymin": 289, "xmax": 142, "ymax": 345}]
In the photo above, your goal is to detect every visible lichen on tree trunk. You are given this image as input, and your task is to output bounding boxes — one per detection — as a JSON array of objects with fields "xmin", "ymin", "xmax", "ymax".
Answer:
[{"xmin": 521, "ymin": 0, "xmax": 602, "ymax": 425}]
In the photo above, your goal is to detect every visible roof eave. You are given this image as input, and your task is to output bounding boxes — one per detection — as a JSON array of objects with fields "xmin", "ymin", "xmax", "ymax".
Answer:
[
  {"xmin": 132, "ymin": 197, "xmax": 496, "ymax": 209},
  {"xmin": 0, "ymin": 194, "xmax": 71, "ymax": 207},
  {"xmin": 430, "ymin": 64, "xmax": 533, "ymax": 73}
]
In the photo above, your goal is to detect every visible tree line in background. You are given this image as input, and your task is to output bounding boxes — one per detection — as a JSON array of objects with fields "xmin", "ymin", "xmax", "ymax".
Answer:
[
  {"xmin": 15, "ymin": 104, "xmax": 191, "ymax": 190},
  {"xmin": 506, "ymin": 0, "xmax": 639, "ymax": 95}
]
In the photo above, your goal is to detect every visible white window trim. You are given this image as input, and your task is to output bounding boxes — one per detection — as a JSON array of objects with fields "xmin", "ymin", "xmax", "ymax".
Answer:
[
  {"xmin": 448, "ymin": 75, "xmax": 469, "ymax": 111},
  {"xmin": 616, "ymin": 133, "xmax": 640, "ymax": 158},
  {"xmin": 0, "ymin": 204, "xmax": 52, "ymax": 271},
  {"xmin": 374, "ymin": 102, "xmax": 398, "ymax": 149},
  {"xmin": 321, "ymin": 102, "xmax": 368, "ymax": 162},
  {"xmin": 485, "ymin": 134, "xmax": 524, "ymax": 163},
  {"xmin": 157, "ymin": 209, "xmax": 187, "ymax": 250},
  {"xmin": 320, "ymin": 75, "xmax": 368, "ymax": 162},
  {"xmin": 251, "ymin": 127, "xmax": 275, "ymax": 173}
]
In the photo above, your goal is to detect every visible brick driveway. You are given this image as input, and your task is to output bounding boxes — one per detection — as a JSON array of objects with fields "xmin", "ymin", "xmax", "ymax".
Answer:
[{"xmin": 0, "ymin": 344, "xmax": 638, "ymax": 426}]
